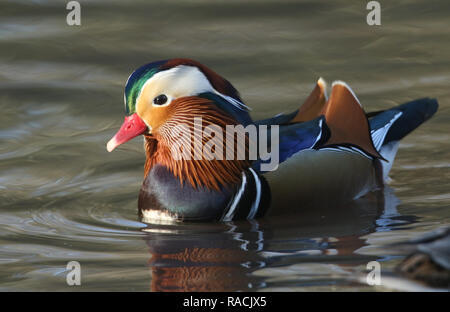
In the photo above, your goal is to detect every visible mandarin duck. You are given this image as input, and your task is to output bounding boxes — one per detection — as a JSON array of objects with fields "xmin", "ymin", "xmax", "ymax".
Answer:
[{"xmin": 107, "ymin": 58, "xmax": 438, "ymax": 223}]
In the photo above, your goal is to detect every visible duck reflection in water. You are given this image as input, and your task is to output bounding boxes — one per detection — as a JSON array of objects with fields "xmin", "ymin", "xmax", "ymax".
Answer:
[{"xmin": 140, "ymin": 188, "xmax": 408, "ymax": 291}]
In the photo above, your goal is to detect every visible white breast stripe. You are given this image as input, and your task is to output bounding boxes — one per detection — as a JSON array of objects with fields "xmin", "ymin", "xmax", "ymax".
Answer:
[
  {"xmin": 247, "ymin": 168, "xmax": 261, "ymax": 219},
  {"xmin": 222, "ymin": 172, "xmax": 247, "ymax": 221},
  {"xmin": 371, "ymin": 111, "xmax": 403, "ymax": 150}
]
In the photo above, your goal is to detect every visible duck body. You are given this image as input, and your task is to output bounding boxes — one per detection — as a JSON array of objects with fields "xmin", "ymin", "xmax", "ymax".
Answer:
[
  {"xmin": 107, "ymin": 58, "xmax": 438, "ymax": 223},
  {"xmin": 138, "ymin": 164, "xmax": 271, "ymax": 222}
]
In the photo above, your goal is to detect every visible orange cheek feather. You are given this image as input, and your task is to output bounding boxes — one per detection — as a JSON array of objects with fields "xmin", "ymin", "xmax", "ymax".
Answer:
[{"xmin": 136, "ymin": 94, "xmax": 173, "ymax": 133}]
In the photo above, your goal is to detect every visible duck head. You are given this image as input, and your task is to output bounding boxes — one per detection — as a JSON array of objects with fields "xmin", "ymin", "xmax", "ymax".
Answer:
[{"xmin": 107, "ymin": 58, "xmax": 253, "ymax": 190}]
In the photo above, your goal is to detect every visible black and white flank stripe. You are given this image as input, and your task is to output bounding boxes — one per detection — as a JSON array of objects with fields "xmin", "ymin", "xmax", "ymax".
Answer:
[{"xmin": 220, "ymin": 168, "xmax": 271, "ymax": 221}]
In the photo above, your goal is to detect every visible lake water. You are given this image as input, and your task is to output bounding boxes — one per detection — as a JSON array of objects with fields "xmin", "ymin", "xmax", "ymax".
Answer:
[{"xmin": 0, "ymin": 0, "xmax": 449, "ymax": 291}]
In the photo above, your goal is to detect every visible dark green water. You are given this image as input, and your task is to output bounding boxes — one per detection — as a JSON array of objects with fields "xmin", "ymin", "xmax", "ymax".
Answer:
[{"xmin": 0, "ymin": 0, "xmax": 449, "ymax": 291}]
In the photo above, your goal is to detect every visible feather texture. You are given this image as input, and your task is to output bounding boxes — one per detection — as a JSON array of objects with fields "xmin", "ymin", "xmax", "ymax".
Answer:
[{"xmin": 144, "ymin": 96, "xmax": 252, "ymax": 191}]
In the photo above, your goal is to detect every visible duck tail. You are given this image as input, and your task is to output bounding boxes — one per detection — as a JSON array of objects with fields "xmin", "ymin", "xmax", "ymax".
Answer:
[
  {"xmin": 368, "ymin": 97, "xmax": 439, "ymax": 181},
  {"xmin": 369, "ymin": 98, "xmax": 439, "ymax": 147}
]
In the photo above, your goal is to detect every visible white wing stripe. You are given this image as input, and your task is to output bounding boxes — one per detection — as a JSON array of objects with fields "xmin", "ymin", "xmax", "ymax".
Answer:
[
  {"xmin": 311, "ymin": 119, "xmax": 324, "ymax": 147},
  {"xmin": 319, "ymin": 146, "xmax": 373, "ymax": 159},
  {"xmin": 215, "ymin": 91, "xmax": 251, "ymax": 111},
  {"xmin": 371, "ymin": 112, "xmax": 403, "ymax": 150}
]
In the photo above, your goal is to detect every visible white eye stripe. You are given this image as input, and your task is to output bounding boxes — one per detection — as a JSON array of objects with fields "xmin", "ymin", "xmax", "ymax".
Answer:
[
  {"xmin": 142, "ymin": 65, "xmax": 212, "ymax": 99},
  {"xmin": 136, "ymin": 65, "xmax": 249, "ymax": 111}
]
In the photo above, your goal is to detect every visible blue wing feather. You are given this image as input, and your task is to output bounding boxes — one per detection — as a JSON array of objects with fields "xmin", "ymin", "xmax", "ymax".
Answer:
[{"xmin": 253, "ymin": 116, "xmax": 326, "ymax": 172}]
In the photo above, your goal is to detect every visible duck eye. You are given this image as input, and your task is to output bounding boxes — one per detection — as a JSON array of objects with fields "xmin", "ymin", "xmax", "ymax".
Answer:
[{"xmin": 153, "ymin": 94, "xmax": 168, "ymax": 105}]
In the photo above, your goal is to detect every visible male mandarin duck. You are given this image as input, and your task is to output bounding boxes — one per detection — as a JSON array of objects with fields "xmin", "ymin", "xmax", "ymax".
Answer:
[{"xmin": 106, "ymin": 58, "xmax": 438, "ymax": 223}]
